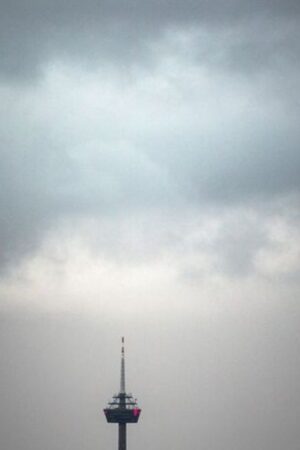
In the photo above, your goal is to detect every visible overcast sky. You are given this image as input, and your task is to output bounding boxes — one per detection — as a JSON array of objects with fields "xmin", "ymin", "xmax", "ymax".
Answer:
[{"xmin": 0, "ymin": 1, "xmax": 300, "ymax": 450}]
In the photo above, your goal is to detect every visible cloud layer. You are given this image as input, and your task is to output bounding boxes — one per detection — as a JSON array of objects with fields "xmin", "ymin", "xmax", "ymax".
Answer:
[{"xmin": 1, "ymin": 0, "xmax": 300, "ymax": 79}]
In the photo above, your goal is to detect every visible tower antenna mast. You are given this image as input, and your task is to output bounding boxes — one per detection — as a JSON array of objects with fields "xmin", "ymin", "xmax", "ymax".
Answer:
[{"xmin": 120, "ymin": 337, "xmax": 125, "ymax": 394}]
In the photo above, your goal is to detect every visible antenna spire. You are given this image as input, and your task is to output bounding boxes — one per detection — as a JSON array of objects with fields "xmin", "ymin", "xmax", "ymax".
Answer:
[{"xmin": 120, "ymin": 337, "xmax": 125, "ymax": 394}]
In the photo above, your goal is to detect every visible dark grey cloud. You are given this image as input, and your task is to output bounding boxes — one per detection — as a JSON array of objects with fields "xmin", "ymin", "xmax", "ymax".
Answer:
[
  {"xmin": 0, "ymin": 0, "xmax": 299, "ymax": 274},
  {"xmin": 1, "ymin": 0, "xmax": 300, "ymax": 79}
]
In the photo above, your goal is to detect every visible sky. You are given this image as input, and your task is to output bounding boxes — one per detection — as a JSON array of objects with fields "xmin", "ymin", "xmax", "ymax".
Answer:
[{"xmin": 0, "ymin": 1, "xmax": 300, "ymax": 449}]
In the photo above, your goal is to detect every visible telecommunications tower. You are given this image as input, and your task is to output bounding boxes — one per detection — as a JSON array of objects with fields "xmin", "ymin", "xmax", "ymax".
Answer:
[{"xmin": 104, "ymin": 338, "xmax": 141, "ymax": 450}]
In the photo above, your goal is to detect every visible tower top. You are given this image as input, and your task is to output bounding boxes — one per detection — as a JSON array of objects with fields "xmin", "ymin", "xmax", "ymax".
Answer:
[{"xmin": 104, "ymin": 337, "xmax": 141, "ymax": 428}]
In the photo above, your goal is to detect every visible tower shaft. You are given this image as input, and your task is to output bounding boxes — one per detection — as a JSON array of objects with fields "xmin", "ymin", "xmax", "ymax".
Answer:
[{"xmin": 118, "ymin": 423, "xmax": 126, "ymax": 450}]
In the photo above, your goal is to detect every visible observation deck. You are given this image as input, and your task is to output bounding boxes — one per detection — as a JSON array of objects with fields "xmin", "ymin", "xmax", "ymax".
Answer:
[{"xmin": 104, "ymin": 392, "xmax": 141, "ymax": 423}]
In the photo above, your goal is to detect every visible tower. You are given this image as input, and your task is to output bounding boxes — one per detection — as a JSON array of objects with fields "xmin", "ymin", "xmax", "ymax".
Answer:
[{"xmin": 104, "ymin": 338, "xmax": 141, "ymax": 450}]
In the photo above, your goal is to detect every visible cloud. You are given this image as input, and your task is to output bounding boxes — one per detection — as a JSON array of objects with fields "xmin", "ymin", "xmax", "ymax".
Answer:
[
  {"xmin": 0, "ymin": 0, "xmax": 299, "ymax": 279},
  {"xmin": 1, "ymin": 0, "xmax": 300, "ymax": 80},
  {"xmin": 1, "ymin": 43, "xmax": 300, "ymax": 273}
]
